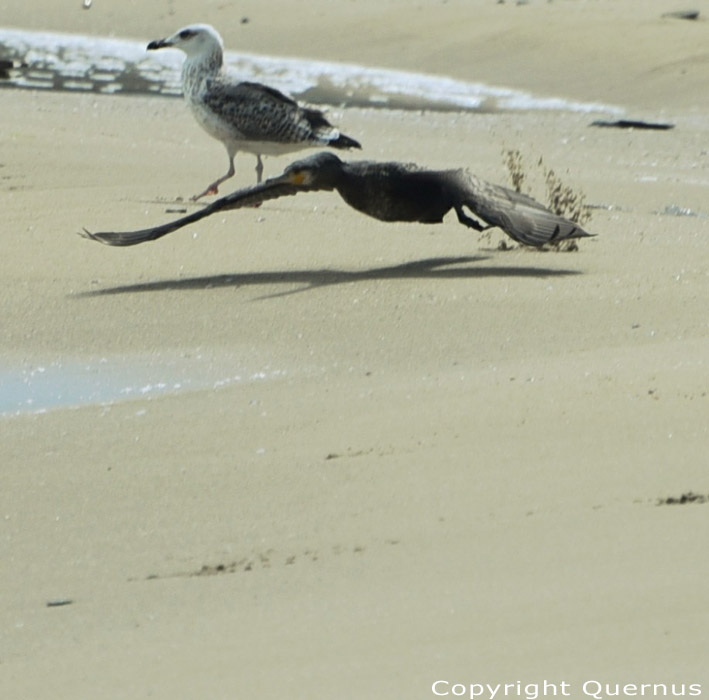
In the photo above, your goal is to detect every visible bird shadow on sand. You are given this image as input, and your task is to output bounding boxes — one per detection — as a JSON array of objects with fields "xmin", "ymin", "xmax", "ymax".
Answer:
[{"xmin": 75, "ymin": 255, "xmax": 581, "ymax": 300}]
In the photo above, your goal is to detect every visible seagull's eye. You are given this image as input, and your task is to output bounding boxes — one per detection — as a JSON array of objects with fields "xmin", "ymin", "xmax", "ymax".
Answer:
[{"xmin": 179, "ymin": 29, "xmax": 195, "ymax": 40}]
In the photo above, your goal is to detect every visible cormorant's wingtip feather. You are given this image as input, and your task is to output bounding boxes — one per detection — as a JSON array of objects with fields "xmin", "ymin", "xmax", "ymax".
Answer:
[
  {"xmin": 78, "ymin": 228, "xmax": 109, "ymax": 245},
  {"xmin": 78, "ymin": 227, "xmax": 150, "ymax": 247}
]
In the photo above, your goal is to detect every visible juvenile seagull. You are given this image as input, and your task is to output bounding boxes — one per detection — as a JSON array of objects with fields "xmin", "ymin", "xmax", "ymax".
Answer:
[
  {"xmin": 147, "ymin": 24, "xmax": 361, "ymax": 199},
  {"xmin": 81, "ymin": 152, "xmax": 593, "ymax": 248}
]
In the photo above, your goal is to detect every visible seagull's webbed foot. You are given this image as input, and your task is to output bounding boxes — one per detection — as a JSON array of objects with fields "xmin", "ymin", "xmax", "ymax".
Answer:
[
  {"xmin": 191, "ymin": 160, "xmax": 237, "ymax": 201},
  {"xmin": 191, "ymin": 182, "xmax": 222, "ymax": 201},
  {"xmin": 454, "ymin": 206, "xmax": 490, "ymax": 232}
]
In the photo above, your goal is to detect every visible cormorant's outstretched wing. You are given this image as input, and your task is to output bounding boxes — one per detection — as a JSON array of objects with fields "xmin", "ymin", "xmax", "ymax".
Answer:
[
  {"xmin": 80, "ymin": 176, "xmax": 307, "ymax": 247},
  {"xmin": 450, "ymin": 170, "xmax": 594, "ymax": 247}
]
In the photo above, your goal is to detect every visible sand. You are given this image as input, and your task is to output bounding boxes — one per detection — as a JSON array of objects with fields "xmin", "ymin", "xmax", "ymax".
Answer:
[{"xmin": 1, "ymin": 1, "xmax": 708, "ymax": 697}]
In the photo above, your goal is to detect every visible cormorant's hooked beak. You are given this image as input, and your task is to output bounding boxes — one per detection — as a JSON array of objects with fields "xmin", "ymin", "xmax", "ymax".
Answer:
[
  {"xmin": 286, "ymin": 170, "xmax": 309, "ymax": 186},
  {"xmin": 267, "ymin": 169, "xmax": 310, "ymax": 188},
  {"xmin": 147, "ymin": 37, "xmax": 173, "ymax": 51}
]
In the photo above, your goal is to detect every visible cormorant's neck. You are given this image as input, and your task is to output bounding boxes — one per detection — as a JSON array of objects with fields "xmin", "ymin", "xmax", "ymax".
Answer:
[{"xmin": 333, "ymin": 162, "xmax": 355, "ymax": 191}]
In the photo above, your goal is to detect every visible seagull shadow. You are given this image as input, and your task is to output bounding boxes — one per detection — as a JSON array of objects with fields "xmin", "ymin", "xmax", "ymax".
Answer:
[{"xmin": 75, "ymin": 255, "xmax": 581, "ymax": 300}]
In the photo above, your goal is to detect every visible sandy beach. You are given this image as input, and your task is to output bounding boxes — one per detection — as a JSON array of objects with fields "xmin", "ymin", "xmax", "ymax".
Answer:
[{"xmin": 2, "ymin": 1, "xmax": 708, "ymax": 697}]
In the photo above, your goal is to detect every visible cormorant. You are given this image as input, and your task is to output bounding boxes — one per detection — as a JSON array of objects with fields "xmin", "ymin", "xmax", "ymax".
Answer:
[{"xmin": 81, "ymin": 152, "xmax": 593, "ymax": 248}]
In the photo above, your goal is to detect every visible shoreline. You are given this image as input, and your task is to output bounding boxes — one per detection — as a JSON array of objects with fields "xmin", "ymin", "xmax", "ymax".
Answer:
[{"xmin": 0, "ymin": 27, "xmax": 623, "ymax": 114}]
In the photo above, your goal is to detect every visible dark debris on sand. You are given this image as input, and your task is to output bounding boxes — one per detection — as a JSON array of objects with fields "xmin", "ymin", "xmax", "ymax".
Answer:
[{"xmin": 656, "ymin": 491, "xmax": 709, "ymax": 506}]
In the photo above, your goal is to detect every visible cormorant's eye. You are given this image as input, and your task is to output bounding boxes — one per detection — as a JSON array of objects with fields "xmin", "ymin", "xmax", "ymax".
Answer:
[{"xmin": 179, "ymin": 29, "xmax": 195, "ymax": 40}]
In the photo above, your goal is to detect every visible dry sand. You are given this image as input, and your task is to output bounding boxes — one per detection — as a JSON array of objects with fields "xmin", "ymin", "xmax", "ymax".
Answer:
[{"xmin": 1, "ymin": 1, "xmax": 708, "ymax": 698}]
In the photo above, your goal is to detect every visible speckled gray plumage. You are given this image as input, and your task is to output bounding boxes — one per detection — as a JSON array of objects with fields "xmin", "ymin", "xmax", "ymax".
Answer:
[{"xmin": 202, "ymin": 80, "xmax": 350, "ymax": 144}]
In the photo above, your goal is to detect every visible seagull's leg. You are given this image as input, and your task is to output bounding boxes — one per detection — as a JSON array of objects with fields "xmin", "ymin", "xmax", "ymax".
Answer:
[
  {"xmin": 454, "ymin": 205, "xmax": 490, "ymax": 232},
  {"xmin": 191, "ymin": 151, "xmax": 237, "ymax": 200},
  {"xmin": 242, "ymin": 155, "xmax": 265, "ymax": 208}
]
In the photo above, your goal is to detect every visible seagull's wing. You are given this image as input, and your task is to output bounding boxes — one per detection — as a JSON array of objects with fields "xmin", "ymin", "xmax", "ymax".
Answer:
[
  {"xmin": 203, "ymin": 79, "xmax": 336, "ymax": 144},
  {"xmin": 450, "ymin": 169, "xmax": 594, "ymax": 247},
  {"xmin": 80, "ymin": 176, "xmax": 308, "ymax": 247}
]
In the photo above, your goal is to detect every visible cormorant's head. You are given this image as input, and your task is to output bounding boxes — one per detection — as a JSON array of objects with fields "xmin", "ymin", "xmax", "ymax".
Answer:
[
  {"xmin": 147, "ymin": 24, "xmax": 224, "ymax": 58},
  {"xmin": 280, "ymin": 152, "xmax": 345, "ymax": 190}
]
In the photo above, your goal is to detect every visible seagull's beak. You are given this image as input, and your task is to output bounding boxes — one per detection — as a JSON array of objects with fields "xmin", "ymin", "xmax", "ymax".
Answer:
[{"xmin": 147, "ymin": 37, "xmax": 172, "ymax": 51}]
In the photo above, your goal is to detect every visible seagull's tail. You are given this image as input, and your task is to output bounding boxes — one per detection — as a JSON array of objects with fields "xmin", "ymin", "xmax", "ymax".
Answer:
[{"xmin": 328, "ymin": 133, "xmax": 362, "ymax": 150}]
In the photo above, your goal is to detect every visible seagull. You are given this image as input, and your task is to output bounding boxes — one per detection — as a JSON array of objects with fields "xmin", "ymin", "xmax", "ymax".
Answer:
[
  {"xmin": 146, "ymin": 24, "xmax": 361, "ymax": 199},
  {"xmin": 81, "ymin": 152, "xmax": 594, "ymax": 248}
]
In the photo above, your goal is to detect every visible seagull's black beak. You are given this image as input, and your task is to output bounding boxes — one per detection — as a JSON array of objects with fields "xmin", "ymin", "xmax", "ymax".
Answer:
[{"xmin": 147, "ymin": 38, "xmax": 172, "ymax": 51}]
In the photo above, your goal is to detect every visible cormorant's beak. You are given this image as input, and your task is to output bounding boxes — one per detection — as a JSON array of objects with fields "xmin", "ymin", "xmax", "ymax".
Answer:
[
  {"xmin": 286, "ymin": 170, "xmax": 308, "ymax": 186},
  {"xmin": 147, "ymin": 38, "xmax": 172, "ymax": 51},
  {"xmin": 266, "ymin": 170, "xmax": 309, "ymax": 188}
]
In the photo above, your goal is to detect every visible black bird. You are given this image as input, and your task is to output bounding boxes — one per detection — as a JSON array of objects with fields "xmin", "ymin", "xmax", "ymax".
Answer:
[{"xmin": 81, "ymin": 152, "xmax": 593, "ymax": 248}]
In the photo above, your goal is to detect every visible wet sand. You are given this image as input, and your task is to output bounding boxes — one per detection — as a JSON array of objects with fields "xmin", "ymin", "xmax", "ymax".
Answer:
[{"xmin": 2, "ymin": 1, "xmax": 708, "ymax": 697}]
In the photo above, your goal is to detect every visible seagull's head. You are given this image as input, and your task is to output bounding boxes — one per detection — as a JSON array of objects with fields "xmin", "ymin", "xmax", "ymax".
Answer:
[
  {"xmin": 279, "ymin": 152, "xmax": 345, "ymax": 190},
  {"xmin": 147, "ymin": 24, "xmax": 224, "ymax": 59}
]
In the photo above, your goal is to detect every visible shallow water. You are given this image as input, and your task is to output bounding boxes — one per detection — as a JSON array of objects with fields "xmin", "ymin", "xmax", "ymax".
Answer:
[
  {"xmin": 0, "ymin": 27, "xmax": 622, "ymax": 115},
  {"xmin": 0, "ymin": 354, "xmax": 285, "ymax": 417}
]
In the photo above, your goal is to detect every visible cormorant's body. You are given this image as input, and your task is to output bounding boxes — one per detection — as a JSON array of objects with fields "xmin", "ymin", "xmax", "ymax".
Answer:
[{"xmin": 324, "ymin": 162, "xmax": 456, "ymax": 224}]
